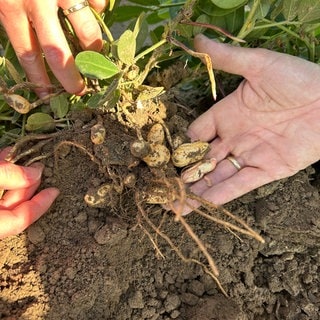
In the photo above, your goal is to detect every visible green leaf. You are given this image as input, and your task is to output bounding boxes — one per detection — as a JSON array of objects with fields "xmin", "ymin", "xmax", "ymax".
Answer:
[
  {"xmin": 201, "ymin": 0, "xmax": 239, "ymax": 16},
  {"xmin": 130, "ymin": 12, "xmax": 149, "ymax": 51},
  {"xmin": 69, "ymin": 100, "xmax": 87, "ymax": 111},
  {"xmin": 133, "ymin": 12, "xmax": 146, "ymax": 39},
  {"xmin": 0, "ymin": 128, "xmax": 21, "ymax": 148},
  {"xmin": 87, "ymin": 92, "xmax": 104, "ymax": 109},
  {"xmin": 26, "ymin": 113, "xmax": 55, "ymax": 132},
  {"xmin": 225, "ymin": 7, "xmax": 245, "ymax": 34},
  {"xmin": 75, "ymin": 51, "xmax": 119, "ymax": 79},
  {"xmin": 50, "ymin": 93, "xmax": 69, "ymax": 118},
  {"xmin": 109, "ymin": 0, "xmax": 116, "ymax": 11},
  {"xmin": 298, "ymin": 0, "xmax": 320, "ymax": 23},
  {"xmin": 256, "ymin": 0, "xmax": 272, "ymax": 19},
  {"xmin": 193, "ymin": 15, "xmax": 211, "ymax": 35},
  {"xmin": 113, "ymin": 6, "xmax": 147, "ymax": 22},
  {"xmin": 117, "ymin": 30, "xmax": 136, "ymax": 65},
  {"xmin": 270, "ymin": 0, "xmax": 284, "ymax": 20},
  {"xmin": 3, "ymin": 57, "xmax": 24, "ymax": 84},
  {"xmin": 136, "ymin": 19, "xmax": 149, "ymax": 51},
  {"xmin": 199, "ymin": 7, "xmax": 244, "ymax": 37},
  {"xmin": 149, "ymin": 25, "xmax": 165, "ymax": 43},
  {"xmin": 176, "ymin": 22, "xmax": 193, "ymax": 38},
  {"xmin": 211, "ymin": 0, "xmax": 248, "ymax": 10},
  {"xmin": 282, "ymin": 0, "xmax": 299, "ymax": 21},
  {"xmin": 127, "ymin": 0, "xmax": 159, "ymax": 5},
  {"xmin": 146, "ymin": 8, "xmax": 170, "ymax": 24}
]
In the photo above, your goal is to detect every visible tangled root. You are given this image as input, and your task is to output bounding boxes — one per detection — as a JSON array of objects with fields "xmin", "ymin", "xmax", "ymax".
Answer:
[{"xmin": 135, "ymin": 176, "xmax": 264, "ymax": 296}]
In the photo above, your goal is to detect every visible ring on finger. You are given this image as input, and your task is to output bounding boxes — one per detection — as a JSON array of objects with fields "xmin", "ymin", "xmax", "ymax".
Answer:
[
  {"xmin": 226, "ymin": 155, "xmax": 242, "ymax": 171},
  {"xmin": 63, "ymin": 0, "xmax": 90, "ymax": 16}
]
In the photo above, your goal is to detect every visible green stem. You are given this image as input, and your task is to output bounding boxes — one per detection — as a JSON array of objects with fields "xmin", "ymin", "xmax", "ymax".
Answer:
[
  {"xmin": 0, "ymin": 116, "xmax": 13, "ymax": 121},
  {"xmin": 260, "ymin": 18, "xmax": 301, "ymax": 38},
  {"xmin": 3, "ymin": 41, "xmax": 10, "ymax": 57},
  {"xmin": 236, "ymin": 0, "xmax": 261, "ymax": 40},
  {"xmin": 133, "ymin": 38, "xmax": 167, "ymax": 63},
  {"xmin": 253, "ymin": 20, "xmax": 300, "ymax": 30},
  {"xmin": 158, "ymin": 2, "xmax": 186, "ymax": 8},
  {"xmin": 261, "ymin": 18, "xmax": 313, "ymax": 58},
  {"xmin": 91, "ymin": 8, "xmax": 114, "ymax": 42}
]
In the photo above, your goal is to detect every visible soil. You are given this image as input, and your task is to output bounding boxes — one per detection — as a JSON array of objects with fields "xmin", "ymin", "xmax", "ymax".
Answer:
[{"xmin": 1, "ymin": 69, "xmax": 320, "ymax": 320}]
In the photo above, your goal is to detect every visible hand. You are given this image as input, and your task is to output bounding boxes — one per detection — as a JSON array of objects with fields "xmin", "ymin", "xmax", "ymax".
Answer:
[
  {"xmin": 0, "ymin": 148, "xmax": 59, "ymax": 239},
  {"xmin": 0, "ymin": 0, "xmax": 108, "ymax": 97},
  {"xmin": 184, "ymin": 34, "xmax": 320, "ymax": 212}
]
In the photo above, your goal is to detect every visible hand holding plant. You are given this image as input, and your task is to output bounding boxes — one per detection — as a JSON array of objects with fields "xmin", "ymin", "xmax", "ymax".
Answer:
[
  {"xmin": 0, "ymin": 0, "xmax": 108, "ymax": 97},
  {"xmin": 186, "ymin": 34, "xmax": 320, "ymax": 209}
]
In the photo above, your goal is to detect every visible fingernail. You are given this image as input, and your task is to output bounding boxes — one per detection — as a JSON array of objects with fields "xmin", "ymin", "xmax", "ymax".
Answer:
[
  {"xmin": 195, "ymin": 34, "xmax": 207, "ymax": 41},
  {"xmin": 50, "ymin": 187, "xmax": 60, "ymax": 198},
  {"xmin": 24, "ymin": 164, "xmax": 43, "ymax": 181},
  {"xmin": 38, "ymin": 91, "xmax": 50, "ymax": 99},
  {"xmin": 29, "ymin": 162, "xmax": 45, "ymax": 172},
  {"xmin": 76, "ymin": 85, "xmax": 88, "ymax": 96}
]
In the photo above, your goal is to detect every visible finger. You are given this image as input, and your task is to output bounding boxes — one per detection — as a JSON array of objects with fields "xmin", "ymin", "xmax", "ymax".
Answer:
[
  {"xmin": 187, "ymin": 92, "xmax": 239, "ymax": 143},
  {"xmin": 190, "ymin": 158, "xmax": 240, "ymax": 194},
  {"xmin": 0, "ymin": 178, "xmax": 41, "ymax": 210},
  {"xmin": 0, "ymin": 147, "xmax": 12, "ymax": 160},
  {"xmin": 194, "ymin": 34, "xmax": 270, "ymax": 78},
  {"xmin": 170, "ymin": 156, "xmax": 242, "ymax": 216},
  {"xmin": 179, "ymin": 158, "xmax": 241, "ymax": 216},
  {"xmin": 89, "ymin": 0, "xmax": 109, "ymax": 13},
  {"xmin": 187, "ymin": 106, "xmax": 218, "ymax": 142},
  {"xmin": 194, "ymin": 167, "xmax": 273, "ymax": 205},
  {"xmin": 0, "ymin": 3, "xmax": 52, "ymax": 98},
  {"xmin": 166, "ymin": 197, "xmax": 202, "ymax": 217},
  {"xmin": 28, "ymin": 1, "xmax": 85, "ymax": 95},
  {"xmin": 0, "ymin": 187, "xmax": 60, "ymax": 239},
  {"xmin": 60, "ymin": 0, "xmax": 103, "ymax": 51},
  {"xmin": 169, "ymin": 157, "xmax": 240, "ymax": 216},
  {"xmin": 0, "ymin": 162, "xmax": 43, "ymax": 189},
  {"xmin": 207, "ymin": 140, "xmax": 233, "ymax": 163}
]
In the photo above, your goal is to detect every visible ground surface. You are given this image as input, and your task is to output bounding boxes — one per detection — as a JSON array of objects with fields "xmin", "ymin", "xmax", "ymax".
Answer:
[{"xmin": 1, "ymin": 106, "xmax": 320, "ymax": 320}]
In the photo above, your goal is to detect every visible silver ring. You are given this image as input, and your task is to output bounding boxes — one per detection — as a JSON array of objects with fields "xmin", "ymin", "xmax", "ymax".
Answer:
[
  {"xmin": 63, "ymin": 0, "xmax": 90, "ymax": 15},
  {"xmin": 227, "ymin": 155, "xmax": 242, "ymax": 170}
]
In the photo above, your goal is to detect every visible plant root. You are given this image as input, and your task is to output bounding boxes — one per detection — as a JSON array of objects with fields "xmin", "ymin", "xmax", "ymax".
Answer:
[
  {"xmin": 5, "ymin": 133, "xmax": 59, "ymax": 163},
  {"xmin": 53, "ymin": 140, "xmax": 102, "ymax": 170},
  {"xmin": 135, "ymin": 176, "xmax": 265, "ymax": 296},
  {"xmin": 135, "ymin": 193, "xmax": 228, "ymax": 297},
  {"xmin": 187, "ymin": 193, "xmax": 265, "ymax": 244}
]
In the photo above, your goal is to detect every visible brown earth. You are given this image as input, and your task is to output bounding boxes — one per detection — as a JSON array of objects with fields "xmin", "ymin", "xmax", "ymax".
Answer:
[{"xmin": 0, "ymin": 68, "xmax": 320, "ymax": 320}]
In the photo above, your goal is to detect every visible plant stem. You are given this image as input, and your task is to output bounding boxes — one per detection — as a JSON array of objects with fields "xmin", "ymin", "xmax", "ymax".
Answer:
[
  {"xmin": 133, "ymin": 39, "xmax": 167, "ymax": 63},
  {"xmin": 260, "ymin": 19, "xmax": 301, "ymax": 38},
  {"xmin": 260, "ymin": 18, "xmax": 313, "ymax": 58},
  {"xmin": 236, "ymin": 0, "xmax": 261, "ymax": 40},
  {"xmin": 253, "ymin": 20, "xmax": 300, "ymax": 30},
  {"xmin": 158, "ymin": 2, "xmax": 186, "ymax": 8},
  {"xmin": 0, "ymin": 116, "xmax": 13, "ymax": 121},
  {"xmin": 91, "ymin": 8, "xmax": 114, "ymax": 42}
]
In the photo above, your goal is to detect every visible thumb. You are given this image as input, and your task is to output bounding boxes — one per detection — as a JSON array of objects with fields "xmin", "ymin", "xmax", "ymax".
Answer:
[
  {"xmin": 194, "ymin": 34, "xmax": 269, "ymax": 78},
  {"xmin": 0, "ymin": 162, "xmax": 43, "ymax": 190}
]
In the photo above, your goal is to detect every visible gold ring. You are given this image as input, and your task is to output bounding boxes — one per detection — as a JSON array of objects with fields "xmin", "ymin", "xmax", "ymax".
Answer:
[
  {"xmin": 227, "ymin": 155, "xmax": 242, "ymax": 170},
  {"xmin": 63, "ymin": 0, "xmax": 90, "ymax": 15}
]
